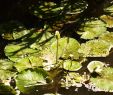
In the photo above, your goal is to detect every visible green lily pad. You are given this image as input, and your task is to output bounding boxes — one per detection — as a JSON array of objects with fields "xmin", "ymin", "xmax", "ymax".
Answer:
[
  {"xmin": 90, "ymin": 67, "xmax": 113, "ymax": 92},
  {"xmin": 77, "ymin": 19, "xmax": 107, "ymax": 39},
  {"xmin": 87, "ymin": 61, "xmax": 105, "ymax": 73},
  {"xmin": 16, "ymin": 68, "xmax": 48, "ymax": 93},
  {"xmin": 100, "ymin": 15, "xmax": 113, "ymax": 28},
  {"xmin": 78, "ymin": 39, "xmax": 112, "ymax": 57},
  {"xmin": 63, "ymin": 60, "xmax": 82, "ymax": 71},
  {"xmin": 51, "ymin": 37, "xmax": 80, "ymax": 60},
  {"xmin": 23, "ymin": 31, "xmax": 55, "ymax": 50},
  {"xmin": 0, "ymin": 70, "xmax": 15, "ymax": 80},
  {"xmin": 4, "ymin": 43, "xmax": 38, "ymax": 62},
  {"xmin": 0, "ymin": 20, "xmax": 30, "ymax": 40},
  {"xmin": 14, "ymin": 56, "xmax": 43, "ymax": 72},
  {"xmin": 99, "ymin": 32, "xmax": 113, "ymax": 45},
  {"xmin": 0, "ymin": 59, "xmax": 13, "ymax": 70}
]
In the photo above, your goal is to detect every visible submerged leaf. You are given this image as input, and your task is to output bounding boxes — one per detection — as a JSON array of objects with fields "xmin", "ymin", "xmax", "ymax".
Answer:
[
  {"xmin": 77, "ymin": 19, "xmax": 107, "ymax": 39},
  {"xmin": 16, "ymin": 68, "xmax": 48, "ymax": 92},
  {"xmin": 78, "ymin": 39, "xmax": 112, "ymax": 57},
  {"xmin": 87, "ymin": 61, "xmax": 105, "ymax": 73},
  {"xmin": 63, "ymin": 60, "xmax": 82, "ymax": 71}
]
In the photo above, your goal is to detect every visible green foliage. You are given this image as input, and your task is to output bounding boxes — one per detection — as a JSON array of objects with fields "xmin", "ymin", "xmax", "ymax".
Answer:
[
  {"xmin": 0, "ymin": 0, "xmax": 113, "ymax": 94},
  {"xmin": 78, "ymin": 39, "xmax": 112, "ymax": 57},
  {"xmin": 77, "ymin": 19, "xmax": 107, "ymax": 39},
  {"xmin": 90, "ymin": 67, "xmax": 113, "ymax": 92},
  {"xmin": 16, "ymin": 68, "xmax": 48, "ymax": 93}
]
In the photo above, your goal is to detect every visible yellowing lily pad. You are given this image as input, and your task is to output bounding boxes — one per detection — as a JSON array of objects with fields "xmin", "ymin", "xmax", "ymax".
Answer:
[
  {"xmin": 77, "ymin": 19, "xmax": 107, "ymax": 39},
  {"xmin": 78, "ymin": 39, "xmax": 112, "ymax": 57},
  {"xmin": 87, "ymin": 61, "xmax": 105, "ymax": 73},
  {"xmin": 99, "ymin": 32, "xmax": 113, "ymax": 45}
]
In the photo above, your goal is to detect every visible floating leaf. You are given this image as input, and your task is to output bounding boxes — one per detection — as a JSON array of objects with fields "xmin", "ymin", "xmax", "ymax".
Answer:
[
  {"xmin": 14, "ymin": 56, "xmax": 43, "ymax": 72},
  {"xmin": 4, "ymin": 43, "xmax": 38, "ymax": 62},
  {"xmin": 90, "ymin": 67, "xmax": 113, "ymax": 92},
  {"xmin": 51, "ymin": 37, "xmax": 80, "ymax": 60},
  {"xmin": 63, "ymin": 60, "xmax": 82, "ymax": 71},
  {"xmin": 16, "ymin": 68, "xmax": 48, "ymax": 93},
  {"xmin": 0, "ymin": 59, "xmax": 13, "ymax": 70},
  {"xmin": 87, "ymin": 61, "xmax": 105, "ymax": 73},
  {"xmin": 99, "ymin": 32, "xmax": 113, "ymax": 45},
  {"xmin": 0, "ymin": 70, "xmax": 15, "ymax": 80},
  {"xmin": 24, "ymin": 31, "xmax": 55, "ymax": 50},
  {"xmin": 100, "ymin": 15, "xmax": 113, "ymax": 28},
  {"xmin": 77, "ymin": 19, "xmax": 107, "ymax": 39},
  {"xmin": 78, "ymin": 39, "xmax": 112, "ymax": 57}
]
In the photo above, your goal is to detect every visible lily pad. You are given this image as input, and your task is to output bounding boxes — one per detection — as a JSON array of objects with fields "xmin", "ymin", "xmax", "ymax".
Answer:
[
  {"xmin": 14, "ymin": 56, "xmax": 43, "ymax": 72},
  {"xmin": 87, "ymin": 61, "xmax": 105, "ymax": 73},
  {"xmin": 23, "ymin": 31, "xmax": 55, "ymax": 50},
  {"xmin": 16, "ymin": 68, "xmax": 48, "ymax": 93},
  {"xmin": 51, "ymin": 37, "xmax": 80, "ymax": 60},
  {"xmin": 0, "ymin": 59, "xmax": 14, "ymax": 70},
  {"xmin": 100, "ymin": 15, "xmax": 113, "ymax": 28},
  {"xmin": 63, "ymin": 60, "xmax": 82, "ymax": 71},
  {"xmin": 99, "ymin": 32, "xmax": 113, "ymax": 45},
  {"xmin": 77, "ymin": 19, "xmax": 107, "ymax": 39},
  {"xmin": 0, "ymin": 70, "xmax": 15, "ymax": 80},
  {"xmin": 90, "ymin": 67, "xmax": 113, "ymax": 92},
  {"xmin": 4, "ymin": 43, "xmax": 38, "ymax": 62},
  {"xmin": 78, "ymin": 39, "xmax": 112, "ymax": 57}
]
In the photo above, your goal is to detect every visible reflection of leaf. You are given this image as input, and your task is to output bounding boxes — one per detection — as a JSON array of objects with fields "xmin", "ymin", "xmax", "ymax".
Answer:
[
  {"xmin": 99, "ymin": 32, "xmax": 113, "ymax": 45},
  {"xmin": 0, "ymin": 70, "xmax": 15, "ymax": 80},
  {"xmin": 78, "ymin": 39, "xmax": 112, "ymax": 57},
  {"xmin": 100, "ymin": 15, "xmax": 113, "ymax": 28},
  {"xmin": 63, "ymin": 60, "xmax": 82, "ymax": 71},
  {"xmin": 51, "ymin": 37, "xmax": 80, "ymax": 60},
  {"xmin": 90, "ymin": 67, "xmax": 113, "ymax": 92},
  {"xmin": 0, "ymin": 83, "xmax": 16, "ymax": 95},
  {"xmin": 16, "ymin": 68, "xmax": 48, "ymax": 93},
  {"xmin": 77, "ymin": 19, "xmax": 106, "ymax": 39},
  {"xmin": 87, "ymin": 61, "xmax": 105, "ymax": 73}
]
